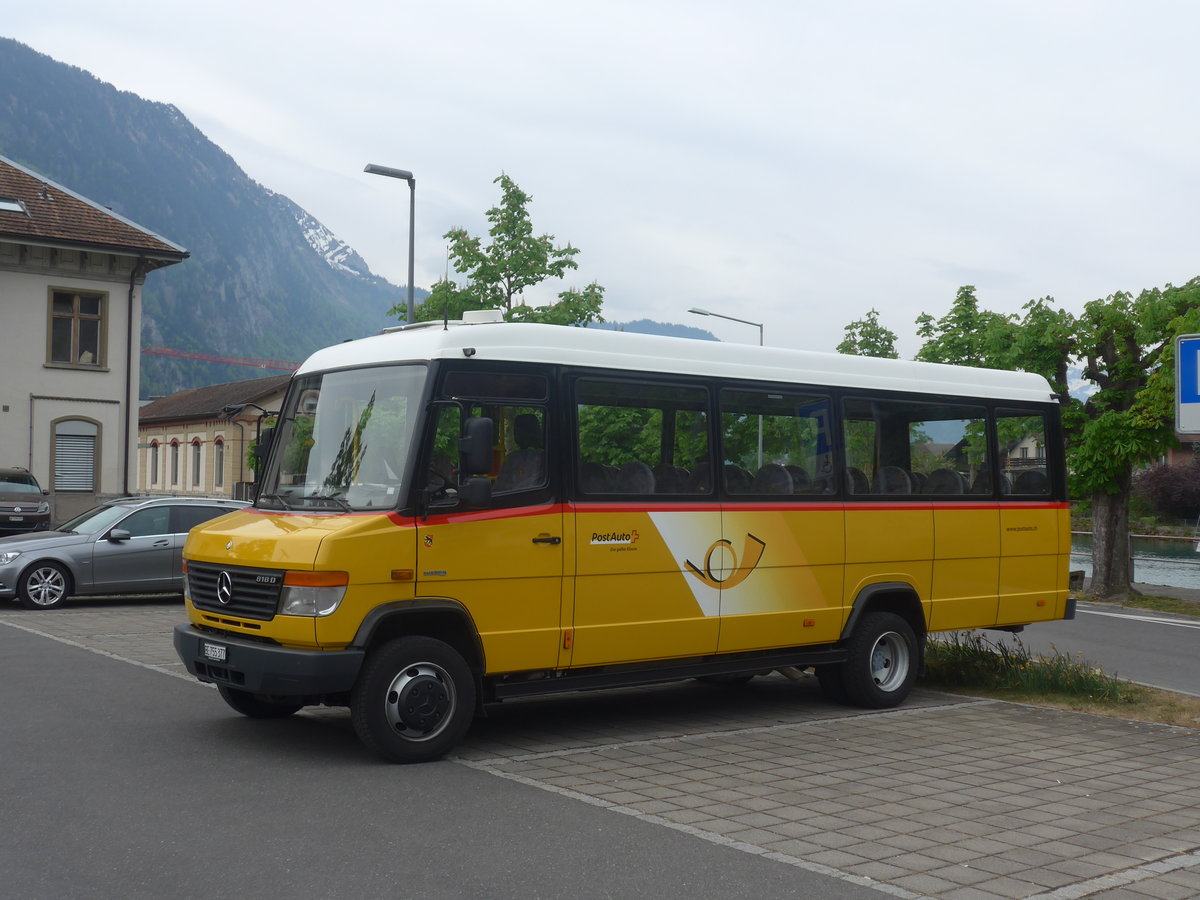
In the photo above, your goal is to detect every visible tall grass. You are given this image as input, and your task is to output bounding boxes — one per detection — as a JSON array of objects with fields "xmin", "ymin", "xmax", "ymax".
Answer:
[{"xmin": 924, "ymin": 632, "xmax": 1140, "ymax": 703}]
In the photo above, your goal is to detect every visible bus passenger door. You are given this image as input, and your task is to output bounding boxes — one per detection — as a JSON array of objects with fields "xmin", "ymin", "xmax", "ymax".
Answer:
[
  {"xmin": 571, "ymin": 503, "xmax": 721, "ymax": 666},
  {"xmin": 567, "ymin": 378, "xmax": 720, "ymax": 667}
]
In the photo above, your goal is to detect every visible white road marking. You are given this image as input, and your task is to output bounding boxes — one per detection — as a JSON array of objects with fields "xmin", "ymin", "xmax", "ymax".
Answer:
[{"xmin": 1078, "ymin": 607, "xmax": 1200, "ymax": 629}]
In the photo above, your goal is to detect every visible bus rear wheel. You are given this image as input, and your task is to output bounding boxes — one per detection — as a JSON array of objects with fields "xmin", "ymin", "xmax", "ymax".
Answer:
[
  {"xmin": 351, "ymin": 636, "xmax": 476, "ymax": 764},
  {"xmin": 840, "ymin": 611, "xmax": 917, "ymax": 709}
]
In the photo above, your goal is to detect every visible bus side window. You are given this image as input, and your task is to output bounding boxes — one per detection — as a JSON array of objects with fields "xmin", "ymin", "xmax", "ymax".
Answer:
[
  {"xmin": 719, "ymin": 389, "xmax": 834, "ymax": 495},
  {"xmin": 996, "ymin": 409, "xmax": 1050, "ymax": 495},
  {"xmin": 574, "ymin": 379, "xmax": 710, "ymax": 497},
  {"xmin": 843, "ymin": 397, "xmax": 990, "ymax": 497}
]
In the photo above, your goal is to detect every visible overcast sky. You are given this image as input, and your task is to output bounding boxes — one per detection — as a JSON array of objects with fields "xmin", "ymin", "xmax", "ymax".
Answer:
[{"xmin": 7, "ymin": 1, "xmax": 1198, "ymax": 355}]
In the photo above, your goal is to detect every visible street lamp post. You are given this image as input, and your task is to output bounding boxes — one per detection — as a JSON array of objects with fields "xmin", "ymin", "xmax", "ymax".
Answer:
[
  {"xmin": 364, "ymin": 163, "xmax": 416, "ymax": 324},
  {"xmin": 688, "ymin": 307, "xmax": 765, "ymax": 467},
  {"xmin": 222, "ymin": 402, "xmax": 271, "ymax": 499}
]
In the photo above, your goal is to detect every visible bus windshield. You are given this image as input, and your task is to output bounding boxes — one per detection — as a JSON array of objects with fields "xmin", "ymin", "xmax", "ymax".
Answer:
[{"xmin": 258, "ymin": 364, "xmax": 426, "ymax": 511}]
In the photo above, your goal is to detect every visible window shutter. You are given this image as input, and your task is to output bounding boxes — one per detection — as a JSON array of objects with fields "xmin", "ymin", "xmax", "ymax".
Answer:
[{"xmin": 55, "ymin": 433, "xmax": 96, "ymax": 491}]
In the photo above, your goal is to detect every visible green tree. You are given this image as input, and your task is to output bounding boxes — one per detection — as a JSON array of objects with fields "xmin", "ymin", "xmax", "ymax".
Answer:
[
  {"xmin": 402, "ymin": 173, "xmax": 605, "ymax": 327},
  {"xmin": 837, "ymin": 308, "xmax": 899, "ymax": 358},
  {"xmin": 914, "ymin": 285, "xmax": 1009, "ymax": 367}
]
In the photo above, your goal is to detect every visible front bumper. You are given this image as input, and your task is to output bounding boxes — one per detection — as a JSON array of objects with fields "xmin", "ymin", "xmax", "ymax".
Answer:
[{"xmin": 174, "ymin": 624, "xmax": 364, "ymax": 697}]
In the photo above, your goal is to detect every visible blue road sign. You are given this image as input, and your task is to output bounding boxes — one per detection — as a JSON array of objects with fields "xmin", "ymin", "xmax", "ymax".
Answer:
[{"xmin": 1177, "ymin": 335, "xmax": 1200, "ymax": 434}]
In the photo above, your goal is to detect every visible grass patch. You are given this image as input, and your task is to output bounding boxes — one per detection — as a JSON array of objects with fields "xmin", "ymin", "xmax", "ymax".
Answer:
[
  {"xmin": 924, "ymin": 632, "xmax": 1137, "ymax": 702},
  {"xmin": 921, "ymin": 632, "xmax": 1200, "ymax": 728}
]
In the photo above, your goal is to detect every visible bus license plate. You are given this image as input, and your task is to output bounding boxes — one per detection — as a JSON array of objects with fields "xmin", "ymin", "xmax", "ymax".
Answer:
[{"xmin": 202, "ymin": 642, "xmax": 227, "ymax": 663}]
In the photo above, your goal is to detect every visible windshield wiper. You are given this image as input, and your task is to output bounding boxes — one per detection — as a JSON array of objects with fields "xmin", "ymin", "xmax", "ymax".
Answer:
[
  {"xmin": 310, "ymin": 490, "xmax": 352, "ymax": 512},
  {"xmin": 258, "ymin": 493, "xmax": 296, "ymax": 511}
]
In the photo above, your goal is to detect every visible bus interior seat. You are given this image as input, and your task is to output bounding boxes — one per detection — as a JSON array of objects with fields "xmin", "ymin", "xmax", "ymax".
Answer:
[
  {"xmin": 871, "ymin": 465, "xmax": 912, "ymax": 494},
  {"xmin": 785, "ymin": 465, "xmax": 810, "ymax": 492},
  {"xmin": 686, "ymin": 466, "xmax": 713, "ymax": 493},
  {"xmin": 723, "ymin": 464, "xmax": 753, "ymax": 493},
  {"xmin": 845, "ymin": 467, "xmax": 869, "ymax": 494},
  {"xmin": 1013, "ymin": 469, "xmax": 1048, "ymax": 494},
  {"xmin": 579, "ymin": 461, "xmax": 610, "ymax": 493},
  {"xmin": 612, "ymin": 461, "xmax": 656, "ymax": 493},
  {"xmin": 751, "ymin": 464, "xmax": 794, "ymax": 494},
  {"xmin": 970, "ymin": 472, "xmax": 992, "ymax": 494},
  {"xmin": 494, "ymin": 414, "xmax": 546, "ymax": 492},
  {"xmin": 653, "ymin": 464, "xmax": 690, "ymax": 494},
  {"xmin": 907, "ymin": 470, "xmax": 927, "ymax": 493},
  {"xmin": 922, "ymin": 468, "xmax": 966, "ymax": 494}
]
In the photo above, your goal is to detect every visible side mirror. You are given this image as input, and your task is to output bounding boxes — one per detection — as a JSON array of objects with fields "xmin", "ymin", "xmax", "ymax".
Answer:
[
  {"xmin": 254, "ymin": 426, "xmax": 276, "ymax": 469},
  {"xmin": 460, "ymin": 477, "xmax": 493, "ymax": 509},
  {"xmin": 460, "ymin": 417, "xmax": 494, "ymax": 476},
  {"xmin": 108, "ymin": 528, "xmax": 130, "ymax": 543}
]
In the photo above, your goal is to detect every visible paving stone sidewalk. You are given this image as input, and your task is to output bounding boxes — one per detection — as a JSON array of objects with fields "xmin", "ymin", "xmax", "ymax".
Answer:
[{"xmin": 5, "ymin": 599, "xmax": 1200, "ymax": 900}]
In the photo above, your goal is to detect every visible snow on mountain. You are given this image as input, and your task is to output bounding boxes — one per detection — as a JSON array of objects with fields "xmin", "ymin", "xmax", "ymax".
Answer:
[{"xmin": 295, "ymin": 210, "xmax": 368, "ymax": 278}]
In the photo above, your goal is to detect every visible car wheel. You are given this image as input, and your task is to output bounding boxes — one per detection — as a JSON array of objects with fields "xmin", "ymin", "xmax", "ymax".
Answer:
[
  {"xmin": 351, "ymin": 636, "xmax": 476, "ymax": 764},
  {"xmin": 217, "ymin": 685, "xmax": 303, "ymax": 718},
  {"xmin": 18, "ymin": 561, "xmax": 71, "ymax": 610},
  {"xmin": 840, "ymin": 611, "xmax": 918, "ymax": 709}
]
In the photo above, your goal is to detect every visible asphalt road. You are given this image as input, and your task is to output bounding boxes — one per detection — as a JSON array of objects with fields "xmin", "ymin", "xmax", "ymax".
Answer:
[
  {"xmin": 0, "ymin": 621, "xmax": 887, "ymax": 900},
  {"xmin": 1017, "ymin": 599, "xmax": 1200, "ymax": 695}
]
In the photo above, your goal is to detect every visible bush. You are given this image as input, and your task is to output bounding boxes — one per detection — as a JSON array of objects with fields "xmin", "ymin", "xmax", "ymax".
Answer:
[{"xmin": 1133, "ymin": 460, "xmax": 1200, "ymax": 521}]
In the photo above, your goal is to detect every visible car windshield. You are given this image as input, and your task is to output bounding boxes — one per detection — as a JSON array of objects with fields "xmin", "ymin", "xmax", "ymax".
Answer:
[
  {"xmin": 0, "ymin": 475, "xmax": 40, "ymax": 495},
  {"xmin": 58, "ymin": 503, "xmax": 136, "ymax": 535},
  {"xmin": 258, "ymin": 364, "xmax": 426, "ymax": 512}
]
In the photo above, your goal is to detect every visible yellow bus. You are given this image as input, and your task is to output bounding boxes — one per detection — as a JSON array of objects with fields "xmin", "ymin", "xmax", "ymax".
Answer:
[{"xmin": 174, "ymin": 312, "xmax": 1073, "ymax": 762}]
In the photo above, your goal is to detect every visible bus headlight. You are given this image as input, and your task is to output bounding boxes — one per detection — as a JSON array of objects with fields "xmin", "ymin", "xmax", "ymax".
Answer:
[{"xmin": 280, "ymin": 571, "xmax": 349, "ymax": 617}]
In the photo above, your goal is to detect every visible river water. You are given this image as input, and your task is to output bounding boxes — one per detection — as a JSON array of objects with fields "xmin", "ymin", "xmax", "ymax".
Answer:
[{"xmin": 1071, "ymin": 532, "xmax": 1200, "ymax": 590}]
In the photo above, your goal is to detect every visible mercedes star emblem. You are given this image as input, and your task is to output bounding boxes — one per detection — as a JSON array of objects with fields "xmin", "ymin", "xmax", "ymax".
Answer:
[{"xmin": 216, "ymin": 571, "xmax": 233, "ymax": 605}]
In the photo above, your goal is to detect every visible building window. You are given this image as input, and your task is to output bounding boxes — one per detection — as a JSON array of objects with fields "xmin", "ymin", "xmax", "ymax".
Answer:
[
  {"xmin": 191, "ymin": 440, "xmax": 202, "ymax": 487},
  {"xmin": 214, "ymin": 439, "xmax": 225, "ymax": 488},
  {"xmin": 53, "ymin": 419, "xmax": 99, "ymax": 491},
  {"xmin": 48, "ymin": 290, "xmax": 106, "ymax": 367},
  {"xmin": 150, "ymin": 442, "xmax": 160, "ymax": 485},
  {"xmin": 170, "ymin": 440, "xmax": 180, "ymax": 485}
]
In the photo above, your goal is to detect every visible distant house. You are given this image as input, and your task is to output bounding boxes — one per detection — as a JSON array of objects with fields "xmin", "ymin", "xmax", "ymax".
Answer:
[
  {"xmin": 138, "ymin": 375, "xmax": 290, "ymax": 499},
  {"xmin": 0, "ymin": 155, "xmax": 187, "ymax": 522}
]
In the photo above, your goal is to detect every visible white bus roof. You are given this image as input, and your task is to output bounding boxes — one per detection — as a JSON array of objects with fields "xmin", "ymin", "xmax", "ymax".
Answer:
[{"xmin": 297, "ymin": 319, "xmax": 1057, "ymax": 404}]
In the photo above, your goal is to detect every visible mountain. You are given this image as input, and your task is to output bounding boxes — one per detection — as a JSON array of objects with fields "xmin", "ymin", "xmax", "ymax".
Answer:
[
  {"xmin": 590, "ymin": 319, "xmax": 718, "ymax": 341},
  {"xmin": 0, "ymin": 37, "xmax": 423, "ymax": 396}
]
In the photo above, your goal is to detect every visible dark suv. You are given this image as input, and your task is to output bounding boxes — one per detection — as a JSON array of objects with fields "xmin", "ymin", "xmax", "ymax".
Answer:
[{"xmin": 0, "ymin": 468, "xmax": 51, "ymax": 535}]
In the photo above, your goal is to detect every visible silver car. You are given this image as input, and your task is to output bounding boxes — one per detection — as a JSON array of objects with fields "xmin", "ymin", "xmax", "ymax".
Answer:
[{"xmin": 0, "ymin": 496, "xmax": 248, "ymax": 610}]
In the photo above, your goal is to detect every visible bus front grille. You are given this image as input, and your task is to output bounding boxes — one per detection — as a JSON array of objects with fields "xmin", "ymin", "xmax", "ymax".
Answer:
[{"xmin": 188, "ymin": 562, "xmax": 285, "ymax": 620}]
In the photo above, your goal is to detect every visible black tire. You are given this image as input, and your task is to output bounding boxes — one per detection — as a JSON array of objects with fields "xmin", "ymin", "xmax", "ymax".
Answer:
[
  {"xmin": 840, "ymin": 611, "xmax": 918, "ymax": 709},
  {"xmin": 17, "ymin": 561, "xmax": 71, "ymax": 610},
  {"xmin": 351, "ymin": 636, "xmax": 476, "ymax": 764},
  {"xmin": 217, "ymin": 685, "xmax": 303, "ymax": 719}
]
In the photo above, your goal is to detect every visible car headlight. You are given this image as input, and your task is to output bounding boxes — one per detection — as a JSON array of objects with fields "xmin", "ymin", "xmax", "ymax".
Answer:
[
  {"xmin": 279, "ymin": 571, "xmax": 348, "ymax": 617},
  {"xmin": 37, "ymin": 501, "xmax": 50, "ymax": 515},
  {"xmin": 0, "ymin": 550, "xmax": 21, "ymax": 566}
]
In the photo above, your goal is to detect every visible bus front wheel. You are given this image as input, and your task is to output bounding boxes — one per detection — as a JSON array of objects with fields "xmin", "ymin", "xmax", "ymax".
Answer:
[
  {"xmin": 840, "ymin": 611, "xmax": 917, "ymax": 709},
  {"xmin": 351, "ymin": 636, "xmax": 476, "ymax": 764}
]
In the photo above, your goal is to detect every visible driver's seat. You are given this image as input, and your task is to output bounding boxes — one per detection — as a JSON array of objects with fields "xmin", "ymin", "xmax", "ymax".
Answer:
[{"xmin": 494, "ymin": 414, "xmax": 545, "ymax": 493}]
